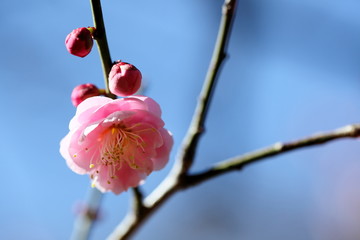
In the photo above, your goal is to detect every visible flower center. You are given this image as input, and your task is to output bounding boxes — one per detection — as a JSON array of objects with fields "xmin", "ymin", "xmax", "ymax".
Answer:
[{"xmin": 95, "ymin": 123, "xmax": 146, "ymax": 180}]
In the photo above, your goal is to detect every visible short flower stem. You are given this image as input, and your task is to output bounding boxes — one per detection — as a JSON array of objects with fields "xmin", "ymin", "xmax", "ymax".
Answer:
[{"xmin": 90, "ymin": 0, "xmax": 116, "ymax": 98}]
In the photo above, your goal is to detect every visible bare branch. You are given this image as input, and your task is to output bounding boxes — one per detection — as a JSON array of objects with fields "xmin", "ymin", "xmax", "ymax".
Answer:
[
  {"xmin": 131, "ymin": 187, "xmax": 147, "ymax": 216},
  {"xmin": 185, "ymin": 124, "xmax": 360, "ymax": 187},
  {"xmin": 76, "ymin": 1, "xmax": 360, "ymax": 240},
  {"xmin": 107, "ymin": 1, "xmax": 238, "ymax": 239},
  {"xmin": 90, "ymin": 0, "xmax": 116, "ymax": 98},
  {"xmin": 174, "ymin": 0, "xmax": 237, "ymax": 175}
]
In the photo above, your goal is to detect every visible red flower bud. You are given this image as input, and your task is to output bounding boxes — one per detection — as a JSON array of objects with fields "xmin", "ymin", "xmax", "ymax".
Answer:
[
  {"xmin": 65, "ymin": 27, "xmax": 95, "ymax": 57},
  {"xmin": 71, "ymin": 83, "xmax": 100, "ymax": 107},
  {"xmin": 108, "ymin": 61, "xmax": 142, "ymax": 96}
]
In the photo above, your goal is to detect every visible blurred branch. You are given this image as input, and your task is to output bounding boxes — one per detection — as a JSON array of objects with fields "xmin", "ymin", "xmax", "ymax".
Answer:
[
  {"xmin": 185, "ymin": 123, "xmax": 360, "ymax": 187},
  {"xmin": 131, "ymin": 187, "xmax": 148, "ymax": 216},
  {"xmin": 107, "ymin": 0, "xmax": 238, "ymax": 239},
  {"xmin": 70, "ymin": 188, "xmax": 102, "ymax": 240}
]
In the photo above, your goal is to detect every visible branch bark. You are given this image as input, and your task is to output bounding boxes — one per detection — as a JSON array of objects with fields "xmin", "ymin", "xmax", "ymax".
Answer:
[
  {"xmin": 90, "ymin": 0, "xmax": 116, "ymax": 98},
  {"xmin": 107, "ymin": 0, "xmax": 238, "ymax": 239},
  {"xmin": 108, "ymin": 119, "xmax": 360, "ymax": 240},
  {"xmin": 185, "ymin": 124, "xmax": 360, "ymax": 187},
  {"xmin": 175, "ymin": 0, "xmax": 237, "ymax": 175},
  {"xmin": 73, "ymin": 1, "xmax": 360, "ymax": 240}
]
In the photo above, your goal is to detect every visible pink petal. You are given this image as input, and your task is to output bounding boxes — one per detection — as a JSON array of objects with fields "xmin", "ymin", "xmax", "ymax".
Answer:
[
  {"xmin": 152, "ymin": 128, "xmax": 173, "ymax": 170},
  {"xmin": 123, "ymin": 110, "xmax": 164, "ymax": 129},
  {"xmin": 67, "ymin": 126, "xmax": 101, "ymax": 172},
  {"xmin": 70, "ymin": 96, "xmax": 112, "ymax": 130},
  {"xmin": 60, "ymin": 131, "xmax": 88, "ymax": 174},
  {"xmin": 124, "ymin": 141, "xmax": 154, "ymax": 175},
  {"xmin": 77, "ymin": 98, "xmax": 146, "ymax": 127},
  {"xmin": 95, "ymin": 164, "xmax": 147, "ymax": 194},
  {"xmin": 127, "ymin": 95, "xmax": 162, "ymax": 117},
  {"xmin": 76, "ymin": 96, "xmax": 112, "ymax": 116}
]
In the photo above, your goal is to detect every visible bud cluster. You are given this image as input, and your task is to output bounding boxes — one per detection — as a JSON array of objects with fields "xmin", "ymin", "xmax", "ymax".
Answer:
[{"xmin": 65, "ymin": 27, "xmax": 142, "ymax": 105}]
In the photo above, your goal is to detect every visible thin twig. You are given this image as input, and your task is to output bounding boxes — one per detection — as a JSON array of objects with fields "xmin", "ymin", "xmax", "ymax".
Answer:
[
  {"xmin": 90, "ymin": 0, "xmax": 116, "ymax": 98},
  {"xmin": 107, "ymin": 1, "xmax": 238, "ymax": 239},
  {"xmin": 175, "ymin": 0, "xmax": 237, "ymax": 175},
  {"xmin": 185, "ymin": 124, "xmax": 360, "ymax": 187}
]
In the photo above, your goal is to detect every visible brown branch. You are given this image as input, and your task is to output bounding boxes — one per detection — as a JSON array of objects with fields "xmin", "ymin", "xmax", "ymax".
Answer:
[
  {"xmin": 90, "ymin": 0, "xmax": 116, "ymax": 98},
  {"xmin": 73, "ymin": 1, "xmax": 360, "ymax": 240},
  {"xmin": 185, "ymin": 124, "xmax": 360, "ymax": 187},
  {"xmin": 175, "ymin": 0, "xmax": 237, "ymax": 175},
  {"xmin": 107, "ymin": 1, "xmax": 238, "ymax": 239},
  {"xmin": 108, "ymin": 123, "xmax": 360, "ymax": 239},
  {"xmin": 131, "ymin": 187, "xmax": 148, "ymax": 216}
]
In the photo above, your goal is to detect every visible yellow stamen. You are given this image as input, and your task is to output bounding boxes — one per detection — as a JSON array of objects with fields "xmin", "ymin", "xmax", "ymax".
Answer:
[{"xmin": 98, "ymin": 122, "xmax": 156, "ymax": 179}]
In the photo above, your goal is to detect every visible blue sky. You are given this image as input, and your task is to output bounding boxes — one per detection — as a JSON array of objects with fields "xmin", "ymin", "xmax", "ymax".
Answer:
[{"xmin": 1, "ymin": 0, "xmax": 360, "ymax": 239}]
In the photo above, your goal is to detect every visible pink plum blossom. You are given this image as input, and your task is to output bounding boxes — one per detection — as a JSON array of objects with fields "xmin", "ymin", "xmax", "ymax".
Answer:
[
  {"xmin": 60, "ymin": 96, "xmax": 173, "ymax": 194},
  {"xmin": 65, "ymin": 27, "xmax": 95, "ymax": 57},
  {"xmin": 109, "ymin": 61, "xmax": 142, "ymax": 96},
  {"xmin": 71, "ymin": 83, "xmax": 101, "ymax": 107}
]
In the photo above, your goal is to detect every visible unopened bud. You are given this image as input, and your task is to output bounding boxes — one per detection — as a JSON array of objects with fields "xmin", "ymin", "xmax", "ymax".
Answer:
[
  {"xmin": 108, "ymin": 61, "xmax": 142, "ymax": 96},
  {"xmin": 71, "ymin": 83, "xmax": 100, "ymax": 107},
  {"xmin": 65, "ymin": 27, "xmax": 95, "ymax": 57}
]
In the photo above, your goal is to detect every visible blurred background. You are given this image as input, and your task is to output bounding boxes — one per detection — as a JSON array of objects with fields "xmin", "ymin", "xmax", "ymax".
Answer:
[{"xmin": 1, "ymin": 0, "xmax": 360, "ymax": 239}]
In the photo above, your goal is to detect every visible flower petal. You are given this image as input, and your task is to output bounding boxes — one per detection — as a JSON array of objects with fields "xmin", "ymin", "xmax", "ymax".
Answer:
[
  {"xmin": 123, "ymin": 109, "xmax": 164, "ymax": 129},
  {"xmin": 67, "ymin": 126, "xmax": 101, "ymax": 172},
  {"xmin": 95, "ymin": 164, "xmax": 147, "ymax": 194},
  {"xmin": 69, "ymin": 96, "xmax": 112, "ymax": 130},
  {"xmin": 60, "ymin": 95, "xmax": 173, "ymax": 194},
  {"xmin": 152, "ymin": 128, "xmax": 173, "ymax": 170},
  {"xmin": 127, "ymin": 95, "xmax": 162, "ymax": 117},
  {"xmin": 60, "ymin": 131, "xmax": 88, "ymax": 174}
]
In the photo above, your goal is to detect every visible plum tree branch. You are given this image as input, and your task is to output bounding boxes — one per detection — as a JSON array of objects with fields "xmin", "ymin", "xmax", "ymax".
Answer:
[
  {"xmin": 175, "ymin": 0, "xmax": 237, "ymax": 175},
  {"xmin": 184, "ymin": 123, "xmax": 360, "ymax": 187},
  {"xmin": 86, "ymin": 1, "xmax": 360, "ymax": 239},
  {"xmin": 107, "ymin": 0, "xmax": 238, "ymax": 239},
  {"xmin": 90, "ymin": 0, "xmax": 116, "ymax": 98}
]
